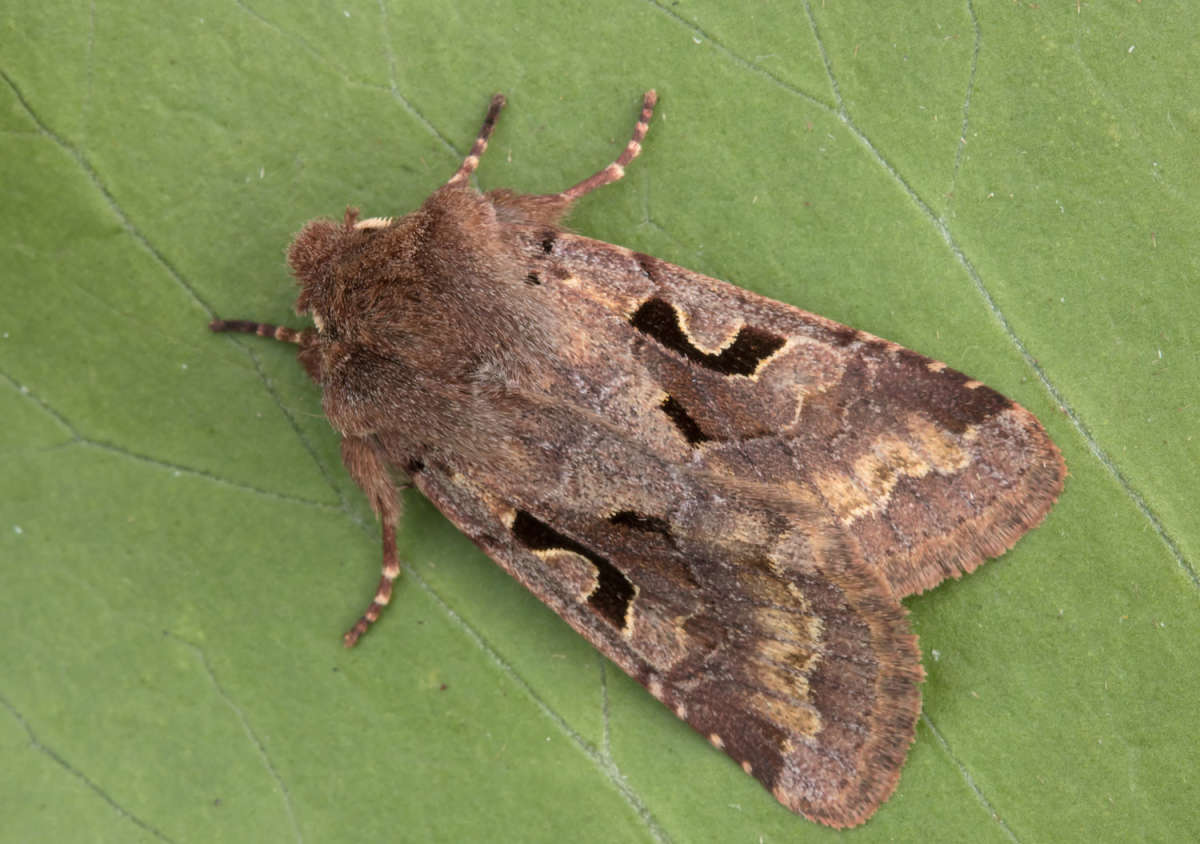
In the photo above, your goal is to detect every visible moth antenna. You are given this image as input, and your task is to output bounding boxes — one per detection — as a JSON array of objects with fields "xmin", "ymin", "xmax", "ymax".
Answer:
[
  {"xmin": 209, "ymin": 319, "xmax": 304, "ymax": 344},
  {"xmin": 559, "ymin": 90, "xmax": 657, "ymax": 201},
  {"xmin": 446, "ymin": 93, "xmax": 507, "ymax": 187}
]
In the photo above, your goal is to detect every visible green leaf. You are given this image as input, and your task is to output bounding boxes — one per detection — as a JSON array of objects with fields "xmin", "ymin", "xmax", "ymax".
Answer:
[{"xmin": 3, "ymin": 1, "xmax": 1196, "ymax": 841}]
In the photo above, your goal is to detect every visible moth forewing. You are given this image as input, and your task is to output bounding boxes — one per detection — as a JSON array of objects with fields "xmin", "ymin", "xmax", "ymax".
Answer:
[{"xmin": 209, "ymin": 91, "xmax": 1065, "ymax": 828}]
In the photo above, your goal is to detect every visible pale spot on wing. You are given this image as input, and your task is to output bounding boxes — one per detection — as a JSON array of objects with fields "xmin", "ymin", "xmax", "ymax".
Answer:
[
  {"xmin": 816, "ymin": 414, "xmax": 971, "ymax": 524},
  {"xmin": 624, "ymin": 604, "xmax": 691, "ymax": 668},
  {"xmin": 741, "ymin": 605, "xmax": 823, "ymax": 739},
  {"xmin": 620, "ymin": 584, "xmax": 641, "ymax": 637},
  {"xmin": 859, "ymin": 437, "xmax": 930, "ymax": 500},
  {"xmin": 817, "ymin": 473, "xmax": 876, "ymax": 524},
  {"xmin": 750, "ymin": 691, "xmax": 822, "ymax": 740},
  {"xmin": 758, "ymin": 637, "xmax": 820, "ymax": 679},
  {"xmin": 748, "ymin": 647, "xmax": 813, "ymax": 702},
  {"xmin": 754, "ymin": 606, "xmax": 822, "ymax": 644},
  {"xmin": 741, "ymin": 336, "xmax": 796, "ymax": 381},
  {"xmin": 530, "ymin": 548, "xmax": 598, "ymax": 603},
  {"xmin": 647, "ymin": 676, "xmax": 665, "ymax": 699},
  {"xmin": 907, "ymin": 415, "xmax": 970, "ymax": 472},
  {"xmin": 675, "ymin": 308, "xmax": 744, "ymax": 355},
  {"xmin": 621, "ymin": 600, "xmax": 636, "ymax": 639}
]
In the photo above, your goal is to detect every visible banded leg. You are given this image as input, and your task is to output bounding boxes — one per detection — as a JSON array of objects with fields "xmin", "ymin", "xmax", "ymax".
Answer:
[
  {"xmin": 210, "ymin": 319, "xmax": 304, "ymax": 344},
  {"xmin": 340, "ymin": 436, "xmax": 404, "ymax": 648},
  {"xmin": 559, "ymin": 90, "xmax": 656, "ymax": 201},
  {"xmin": 211, "ymin": 318, "xmax": 321, "ymax": 381},
  {"xmin": 445, "ymin": 94, "xmax": 507, "ymax": 188}
]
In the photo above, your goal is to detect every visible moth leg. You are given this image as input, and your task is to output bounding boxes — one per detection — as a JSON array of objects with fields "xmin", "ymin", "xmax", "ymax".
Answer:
[
  {"xmin": 210, "ymin": 319, "xmax": 305, "ymax": 344},
  {"xmin": 559, "ymin": 90, "xmax": 656, "ymax": 201},
  {"xmin": 445, "ymin": 94, "xmax": 507, "ymax": 188},
  {"xmin": 340, "ymin": 436, "xmax": 405, "ymax": 647},
  {"xmin": 209, "ymin": 319, "xmax": 321, "ymax": 382}
]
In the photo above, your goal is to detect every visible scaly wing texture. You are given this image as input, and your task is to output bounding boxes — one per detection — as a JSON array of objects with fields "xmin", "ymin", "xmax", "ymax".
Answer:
[
  {"xmin": 403, "ymin": 434, "xmax": 923, "ymax": 828},
  {"xmin": 507, "ymin": 228, "xmax": 1065, "ymax": 600}
]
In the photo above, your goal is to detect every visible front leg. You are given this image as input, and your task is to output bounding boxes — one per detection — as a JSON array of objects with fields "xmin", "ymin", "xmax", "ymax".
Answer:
[
  {"xmin": 209, "ymin": 319, "xmax": 322, "ymax": 383},
  {"xmin": 211, "ymin": 317, "xmax": 405, "ymax": 645},
  {"xmin": 339, "ymin": 436, "xmax": 407, "ymax": 647}
]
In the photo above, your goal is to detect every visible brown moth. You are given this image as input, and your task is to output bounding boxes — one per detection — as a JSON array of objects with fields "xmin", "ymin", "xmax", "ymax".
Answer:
[{"xmin": 210, "ymin": 91, "xmax": 1065, "ymax": 827}]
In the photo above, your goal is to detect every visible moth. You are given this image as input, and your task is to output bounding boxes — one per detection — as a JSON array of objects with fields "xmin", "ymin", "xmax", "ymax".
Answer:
[{"xmin": 210, "ymin": 91, "xmax": 1065, "ymax": 827}]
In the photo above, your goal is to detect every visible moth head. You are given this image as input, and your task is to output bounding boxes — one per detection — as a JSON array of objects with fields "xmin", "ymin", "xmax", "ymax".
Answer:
[{"xmin": 289, "ymin": 206, "xmax": 411, "ymax": 337}]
